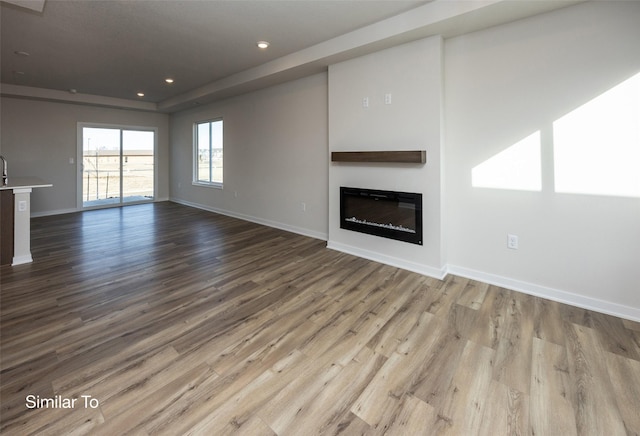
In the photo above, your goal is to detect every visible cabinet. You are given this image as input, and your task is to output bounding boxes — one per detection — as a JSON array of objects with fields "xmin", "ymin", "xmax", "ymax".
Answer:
[{"xmin": 1, "ymin": 190, "xmax": 14, "ymax": 265}]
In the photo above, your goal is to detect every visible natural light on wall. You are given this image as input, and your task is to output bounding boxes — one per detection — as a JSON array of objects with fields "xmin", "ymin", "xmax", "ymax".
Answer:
[
  {"xmin": 472, "ymin": 131, "xmax": 542, "ymax": 191},
  {"xmin": 553, "ymin": 72, "xmax": 640, "ymax": 198}
]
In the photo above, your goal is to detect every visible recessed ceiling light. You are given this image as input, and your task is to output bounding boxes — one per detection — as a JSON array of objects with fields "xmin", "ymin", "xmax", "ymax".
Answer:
[
  {"xmin": 256, "ymin": 41, "xmax": 270, "ymax": 49},
  {"xmin": 137, "ymin": 92, "xmax": 145, "ymax": 97},
  {"xmin": 165, "ymin": 78, "xmax": 174, "ymax": 84}
]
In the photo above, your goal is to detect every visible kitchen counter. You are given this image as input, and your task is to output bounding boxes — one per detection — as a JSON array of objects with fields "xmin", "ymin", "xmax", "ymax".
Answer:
[
  {"xmin": 0, "ymin": 176, "xmax": 53, "ymax": 190},
  {"xmin": 0, "ymin": 177, "xmax": 52, "ymax": 265}
]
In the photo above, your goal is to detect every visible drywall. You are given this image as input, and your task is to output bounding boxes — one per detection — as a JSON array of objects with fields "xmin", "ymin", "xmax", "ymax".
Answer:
[
  {"xmin": 328, "ymin": 37, "xmax": 444, "ymax": 277},
  {"xmin": 444, "ymin": 1, "xmax": 640, "ymax": 317},
  {"xmin": 0, "ymin": 98, "xmax": 170, "ymax": 215},
  {"xmin": 169, "ymin": 72, "xmax": 328, "ymax": 240},
  {"xmin": 2, "ymin": 0, "xmax": 637, "ymax": 321}
]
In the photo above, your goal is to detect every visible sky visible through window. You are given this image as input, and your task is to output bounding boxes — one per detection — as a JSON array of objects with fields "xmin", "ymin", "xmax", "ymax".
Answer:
[
  {"xmin": 196, "ymin": 120, "xmax": 223, "ymax": 185},
  {"xmin": 83, "ymin": 128, "xmax": 154, "ymax": 151},
  {"xmin": 82, "ymin": 126, "xmax": 155, "ymax": 205}
]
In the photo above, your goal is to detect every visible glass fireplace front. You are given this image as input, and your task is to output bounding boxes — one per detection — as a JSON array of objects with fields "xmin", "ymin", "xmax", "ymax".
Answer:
[{"xmin": 340, "ymin": 187, "xmax": 423, "ymax": 245}]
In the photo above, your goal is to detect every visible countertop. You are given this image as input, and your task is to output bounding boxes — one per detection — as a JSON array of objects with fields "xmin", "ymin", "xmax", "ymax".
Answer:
[{"xmin": 0, "ymin": 177, "xmax": 53, "ymax": 190}]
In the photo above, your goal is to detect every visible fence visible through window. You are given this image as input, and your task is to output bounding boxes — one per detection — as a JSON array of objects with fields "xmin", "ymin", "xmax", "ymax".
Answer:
[{"xmin": 81, "ymin": 126, "xmax": 155, "ymax": 207}]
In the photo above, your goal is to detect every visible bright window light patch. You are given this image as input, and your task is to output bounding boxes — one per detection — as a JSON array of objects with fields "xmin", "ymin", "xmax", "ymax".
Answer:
[
  {"xmin": 554, "ymin": 72, "xmax": 640, "ymax": 198},
  {"xmin": 472, "ymin": 131, "xmax": 542, "ymax": 191}
]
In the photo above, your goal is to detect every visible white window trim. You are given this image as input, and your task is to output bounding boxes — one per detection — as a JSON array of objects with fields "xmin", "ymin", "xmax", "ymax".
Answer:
[
  {"xmin": 77, "ymin": 122, "xmax": 158, "ymax": 209},
  {"xmin": 192, "ymin": 180, "xmax": 224, "ymax": 189},
  {"xmin": 193, "ymin": 118, "xmax": 223, "ymax": 189}
]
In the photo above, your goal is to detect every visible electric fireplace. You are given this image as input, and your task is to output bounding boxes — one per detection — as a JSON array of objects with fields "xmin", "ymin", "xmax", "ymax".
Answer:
[{"xmin": 340, "ymin": 187, "xmax": 423, "ymax": 245}]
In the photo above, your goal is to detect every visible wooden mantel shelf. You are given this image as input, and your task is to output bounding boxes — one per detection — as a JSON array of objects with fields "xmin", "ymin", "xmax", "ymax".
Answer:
[{"xmin": 331, "ymin": 150, "xmax": 426, "ymax": 164}]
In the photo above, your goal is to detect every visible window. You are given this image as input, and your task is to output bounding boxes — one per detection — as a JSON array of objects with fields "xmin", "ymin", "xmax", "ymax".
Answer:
[
  {"xmin": 194, "ymin": 119, "xmax": 223, "ymax": 187},
  {"xmin": 79, "ymin": 124, "xmax": 156, "ymax": 208}
]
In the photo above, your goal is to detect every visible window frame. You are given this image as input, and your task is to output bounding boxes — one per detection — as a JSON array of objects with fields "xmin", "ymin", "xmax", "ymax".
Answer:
[
  {"xmin": 77, "ymin": 122, "xmax": 158, "ymax": 210},
  {"xmin": 193, "ymin": 118, "xmax": 223, "ymax": 188}
]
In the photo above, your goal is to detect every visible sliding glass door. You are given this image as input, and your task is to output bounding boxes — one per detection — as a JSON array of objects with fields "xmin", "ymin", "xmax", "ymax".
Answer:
[{"xmin": 80, "ymin": 125, "xmax": 155, "ymax": 208}]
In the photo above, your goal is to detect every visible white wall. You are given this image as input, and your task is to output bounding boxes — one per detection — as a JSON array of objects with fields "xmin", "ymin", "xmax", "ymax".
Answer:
[
  {"xmin": 169, "ymin": 72, "xmax": 328, "ymax": 239},
  {"xmin": 0, "ymin": 97, "xmax": 170, "ymax": 215},
  {"xmin": 328, "ymin": 37, "xmax": 444, "ymax": 278},
  {"xmin": 444, "ymin": 1, "xmax": 640, "ymax": 318},
  {"xmin": 1, "ymin": 1, "xmax": 637, "ymax": 321}
]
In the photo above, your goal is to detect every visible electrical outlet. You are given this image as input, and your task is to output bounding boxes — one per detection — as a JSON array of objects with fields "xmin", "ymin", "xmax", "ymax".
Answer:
[
  {"xmin": 507, "ymin": 234, "xmax": 519, "ymax": 250},
  {"xmin": 301, "ymin": 202, "xmax": 306, "ymax": 212}
]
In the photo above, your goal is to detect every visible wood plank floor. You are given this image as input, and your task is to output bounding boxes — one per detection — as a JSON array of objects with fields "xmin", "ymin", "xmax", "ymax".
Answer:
[{"xmin": 1, "ymin": 202, "xmax": 639, "ymax": 435}]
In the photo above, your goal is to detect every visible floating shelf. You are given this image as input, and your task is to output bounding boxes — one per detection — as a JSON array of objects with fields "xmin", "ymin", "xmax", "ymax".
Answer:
[{"xmin": 331, "ymin": 150, "xmax": 426, "ymax": 164}]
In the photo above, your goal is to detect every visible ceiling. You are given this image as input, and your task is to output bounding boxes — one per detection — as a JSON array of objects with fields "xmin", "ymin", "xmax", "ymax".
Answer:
[{"xmin": 1, "ymin": 0, "xmax": 582, "ymax": 113}]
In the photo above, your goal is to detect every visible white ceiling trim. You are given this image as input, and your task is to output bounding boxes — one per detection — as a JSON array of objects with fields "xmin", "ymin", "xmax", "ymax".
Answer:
[
  {"xmin": 1, "ymin": 83, "xmax": 157, "ymax": 112},
  {"xmin": 158, "ymin": 0, "xmax": 583, "ymax": 113},
  {"xmin": 1, "ymin": 0, "xmax": 45, "ymax": 13},
  {"xmin": 1, "ymin": 0, "xmax": 584, "ymax": 113}
]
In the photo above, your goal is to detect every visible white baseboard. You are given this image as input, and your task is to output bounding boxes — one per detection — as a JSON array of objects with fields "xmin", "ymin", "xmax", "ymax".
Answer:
[
  {"xmin": 34, "ymin": 198, "xmax": 637, "ymax": 322},
  {"xmin": 31, "ymin": 207, "xmax": 78, "ymax": 218},
  {"xmin": 326, "ymin": 241, "xmax": 448, "ymax": 280},
  {"xmin": 169, "ymin": 201, "xmax": 639, "ymax": 322},
  {"xmin": 12, "ymin": 254, "xmax": 33, "ymax": 265},
  {"xmin": 170, "ymin": 198, "xmax": 328, "ymax": 241},
  {"xmin": 30, "ymin": 198, "xmax": 171, "ymax": 218},
  {"xmin": 446, "ymin": 265, "xmax": 640, "ymax": 322},
  {"xmin": 324, "ymin": 242, "xmax": 640, "ymax": 322}
]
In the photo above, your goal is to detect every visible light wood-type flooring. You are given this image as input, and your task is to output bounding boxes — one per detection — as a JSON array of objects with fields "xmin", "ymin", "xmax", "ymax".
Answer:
[{"xmin": 1, "ymin": 202, "xmax": 639, "ymax": 435}]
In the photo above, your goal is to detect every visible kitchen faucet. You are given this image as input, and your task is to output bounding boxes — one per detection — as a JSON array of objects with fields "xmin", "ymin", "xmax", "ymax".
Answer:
[{"xmin": 0, "ymin": 155, "xmax": 7, "ymax": 185}]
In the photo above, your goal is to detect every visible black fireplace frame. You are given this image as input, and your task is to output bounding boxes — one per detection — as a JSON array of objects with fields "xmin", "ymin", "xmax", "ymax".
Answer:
[{"xmin": 340, "ymin": 186, "xmax": 423, "ymax": 245}]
